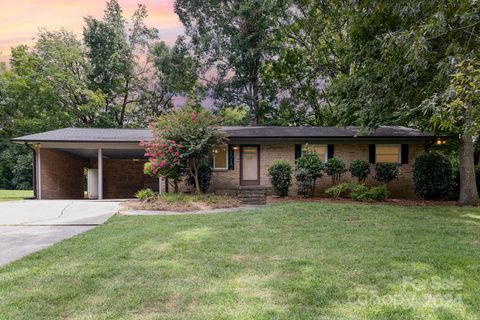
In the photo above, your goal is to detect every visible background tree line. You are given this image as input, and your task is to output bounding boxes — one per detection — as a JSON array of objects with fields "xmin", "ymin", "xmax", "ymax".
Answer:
[{"xmin": 1, "ymin": 0, "xmax": 479, "ymax": 204}]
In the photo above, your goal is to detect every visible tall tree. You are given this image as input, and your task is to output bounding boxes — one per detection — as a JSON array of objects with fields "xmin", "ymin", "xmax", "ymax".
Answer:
[
  {"xmin": 329, "ymin": 0, "xmax": 480, "ymax": 205},
  {"xmin": 83, "ymin": 0, "xmax": 158, "ymax": 126},
  {"xmin": 174, "ymin": 0, "xmax": 288, "ymax": 123},
  {"xmin": 142, "ymin": 36, "xmax": 199, "ymax": 119},
  {"xmin": 263, "ymin": 0, "xmax": 352, "ymax": 125}
]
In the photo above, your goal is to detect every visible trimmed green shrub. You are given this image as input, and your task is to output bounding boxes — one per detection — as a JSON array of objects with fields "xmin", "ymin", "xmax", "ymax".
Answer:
[
  {"xmin": 325, "ymin": 183, "xmax": 350, "ymax": 199},
  {"xmin": 365, "ymin": 186, "xmax": 388, "ymax": 201},
  {"xmin": 296, "ymin": 148, "xmax": 324, "ymax": 196},
  {"xmin": 375, "ymin": 163, "xmax": 400, "ymax": 184},
  {"xmin": 413, "ymin": 151, "xmax": 454, "ymax": 200},
  {"xmin": 187, "ymin": 163, "xmax": 212, "ymax": 193},
  {"xmin": 134, "ymin": 188, "xmax": 156, "ymax": 200},
  {"xmin": 268, "ymin": 160, "xmax": 292, "ymax": 197},
  {"xmin": 349, "ymin": 159, "xmax": 370, "ymax": 183},
  {"xmin": 325, "ymin": 157, "xmax": 347, "ymax": 184},
  {"xmin": 350, "ymin": 184, "xmax": 370, "ymax": 201},
  {"xmin": 295, "ymin": 168, "xmax": 314, "ymax": 197}
]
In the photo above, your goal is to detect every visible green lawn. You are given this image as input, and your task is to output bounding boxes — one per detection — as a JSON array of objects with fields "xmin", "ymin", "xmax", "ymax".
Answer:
[
  {"xmin": 1, "ymin": 202, "xmax": 480, "ymax": 319},
  {"xmin": 0, "ymin": 189, "xmax": 33, "ymax": 201}
]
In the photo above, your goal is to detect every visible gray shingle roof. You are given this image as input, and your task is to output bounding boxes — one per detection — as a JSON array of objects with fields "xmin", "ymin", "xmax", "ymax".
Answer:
[{"xmin": 12, "ymin": 126, "xmax": 435, "ymax": 143}]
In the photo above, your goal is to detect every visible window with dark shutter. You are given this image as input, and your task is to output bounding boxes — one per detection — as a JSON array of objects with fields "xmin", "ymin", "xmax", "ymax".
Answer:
[
  {"xmin": 295, "ymin": 144, "xmax": 302, "ymax": 160},
  {"xmin": 327, "ymin": 144, "xmax": 334, "ymax": 159},
  {"xmin": 401, "ymin": 144, "xmax": 409, "ymax": 164},
  {"xmin": 369, "ymin": 144, "xmax": 376, "ymax": 164},
  {"xmin": 228, "ymin": 145, "xmax": 234, "ymax": 170}
]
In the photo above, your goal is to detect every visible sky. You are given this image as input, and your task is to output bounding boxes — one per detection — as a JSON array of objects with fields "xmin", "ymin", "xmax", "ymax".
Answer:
[{"xmin": 0, "ymin": 0, "xmax": 184, "ymax": 64}]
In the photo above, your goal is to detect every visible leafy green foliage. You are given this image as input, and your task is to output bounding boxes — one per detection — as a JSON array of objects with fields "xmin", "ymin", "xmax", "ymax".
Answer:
[
  {"xmin": 219, "ymin": 106, "xmax": 249, "ymax": 126},
  {"xmin": 83, "ymin": 0, "xmax": 159, "ymax": 126},
  {"xmin": 325, "ymin": 183, "xmax": 350, "ymax": 199},
  {"xmin": 174, "ymin": 0, "xmax": 289, "ymax": 122},
  {"xmin": 375, "ymin": 163, "xmax": 400, "ymax": 185},
  {"xmin": 148, "ymin": 106, "xmax": 225, "ymax": 193},
  {"xmin": 349, "ymin": 159, "xmax": 370, "ymax": 183},
  {"xmin": 295, "ymin": 148, "xmax": 324, "ymax": 197},
  {"xmin": 295, "ymin": 168, "xmax": 314, "ymax": 198},
  {"xmin": 327, "ymin": 183, "xmax": 388, "ymax": 202},
  {"xmin": 268, "ymin": 160, "xmax": 292, "ymax": 197},
  {"xmin": 413, "ymin": 152, "xmax": 455, "ymax": 200},
  {"xmin": 349, "ymin": 184, "xmax": 369, "ymax": 202},
  {"xmin": 295, "ymin": 148, "xmax": 324, "ymax": 180},
  {"xmin": 134, "ymin": 188, "xmax": 156, "ymax": 200},
  {"xmin": 325, "ymin": 157, "xmax": 347, "ymax": 184}
]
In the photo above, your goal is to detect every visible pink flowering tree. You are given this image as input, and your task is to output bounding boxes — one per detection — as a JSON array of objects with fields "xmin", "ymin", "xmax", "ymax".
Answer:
[
  {"xmin": 141, "ymin": 140, "xmax": 188, "ymax": 193},
  {"xmin": 142, "ymin": 106, "xmax": 225, "ymax": 193}
]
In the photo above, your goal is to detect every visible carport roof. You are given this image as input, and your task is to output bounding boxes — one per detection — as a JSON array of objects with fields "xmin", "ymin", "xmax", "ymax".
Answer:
[{"xmin": 12, "ymin": 126, "xmax": 435, "ymax": 143}]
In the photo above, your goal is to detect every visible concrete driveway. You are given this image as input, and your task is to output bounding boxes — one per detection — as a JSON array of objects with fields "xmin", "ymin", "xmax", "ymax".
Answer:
[{"xmin": 0, "ymin": 200, "xmax": 120, "ymax": 266}]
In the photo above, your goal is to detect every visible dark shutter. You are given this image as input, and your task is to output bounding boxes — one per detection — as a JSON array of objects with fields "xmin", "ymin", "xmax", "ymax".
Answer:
[
  {"xmin": 369, "ymin": 144, "xmax": 376, "ymax": 164},
  {"xmin": 327, "ymin": 144, "xmax": 334, "ymax": 159},
  {"xmin": 401, "ymin": 144, "xmax": 409, "ymax": 164},
  {"xmin": 295, "ymin": 144, "xmax": 302, "ymax": 160},
  {"xmin": 228, "ymin": 145, "xmax": 234, "ymax": 170}
]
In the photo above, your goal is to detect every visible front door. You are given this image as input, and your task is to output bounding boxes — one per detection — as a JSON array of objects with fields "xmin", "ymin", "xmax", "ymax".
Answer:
[{"xmin": 240, "ymin": 145, "xmax": 260, "ymax": 186}]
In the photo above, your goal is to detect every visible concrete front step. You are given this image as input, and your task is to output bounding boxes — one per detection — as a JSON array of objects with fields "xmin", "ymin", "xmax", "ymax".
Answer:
[{"xmin": 238, "ymin": 186, "xmax": 267, "ymax": 205}]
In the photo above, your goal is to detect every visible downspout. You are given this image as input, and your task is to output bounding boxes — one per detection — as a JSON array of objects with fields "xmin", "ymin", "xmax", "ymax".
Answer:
[{"xmin": 25, "ymin": 143, "xmax": 37, "ymax": 199}]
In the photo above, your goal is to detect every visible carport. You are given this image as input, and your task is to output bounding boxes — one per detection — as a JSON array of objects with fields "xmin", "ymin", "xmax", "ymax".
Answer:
[{"xmin": 13, "ymin": 128, "xmax": 163, "ymax": 200}]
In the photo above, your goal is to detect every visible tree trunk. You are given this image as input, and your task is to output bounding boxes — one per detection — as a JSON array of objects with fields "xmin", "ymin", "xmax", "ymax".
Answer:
[{"xmin": 458, "ymin": 133, "xmax": 479, "ymax": 206}]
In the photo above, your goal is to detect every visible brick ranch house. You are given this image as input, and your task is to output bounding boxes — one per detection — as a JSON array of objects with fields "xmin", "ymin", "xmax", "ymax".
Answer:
[{"xmin": 12, "ymin": 126, "xmax": 437, "ymax": 199}]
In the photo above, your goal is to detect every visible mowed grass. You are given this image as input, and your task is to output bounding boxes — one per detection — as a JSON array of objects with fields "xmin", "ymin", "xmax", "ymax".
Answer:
[
  {"xmin": 0, "ymin": 189, "xmax": 33, "ymax": 201},
  {"xmin": 1, "ymin": 202, "xmax": 480, "ymax": 319}
]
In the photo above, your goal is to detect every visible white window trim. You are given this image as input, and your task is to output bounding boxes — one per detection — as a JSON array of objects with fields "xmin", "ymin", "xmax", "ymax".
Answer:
[
  {"xmin": 213, "ymin": 145, "xmax": 229, "ymax": 170},
  {"xmin": 376, "ymin": 144, "xmax": 401, "ymax": 163},
  {"xmin": 303, "ymin": 144, "xmax": 328, "ymax": 162}
]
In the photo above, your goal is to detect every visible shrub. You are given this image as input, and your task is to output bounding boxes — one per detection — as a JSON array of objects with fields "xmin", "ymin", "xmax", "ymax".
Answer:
[
  {"xmin": 365, "ymin": 186, "xmax": 388, "ymax": 201},
  {"xmin": 413, "ymin": 151, "xmax": 454, "ymax": 200},
  {"xmin": 350, "ymin": 184, "xmax": 370, "ymax": 201},
  {"xmin": 349, "ymin": 159, "xmax": 370, "ymax": 183},
  {"xmin": 134, "ymin": 188, "xmax": 156, "ymax": 200},
  {"xmin": 349, "ymin": 184, "xmax": 388, "ymax": 202},
  {"xmin": 325, "ymin": 157, "xmax": 347, "ymax": 184},
  {"xmin": 325, "ymin": 183, "xmax": 350, "ymax": 199},
  {"xmin": 375, "ymin": 163, "xmax": 400, "ymax": 185},
  {"xmin": 268, "ymin": 160, "xmax": 292, "ymax": 197},
  {"xmin": 295, "ymin": 168, "xmax": 314, "ymax": 197},
  {"xmin": 187, "ymin": 163, "xmax": 212, "ymax": 193},
  {"xmin": 296, "ymin": 148, "xmax": 324, "ymax": 196}
]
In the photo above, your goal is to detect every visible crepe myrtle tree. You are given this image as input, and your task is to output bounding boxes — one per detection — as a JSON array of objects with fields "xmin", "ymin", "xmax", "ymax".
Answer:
[
  {"xmin": 145, "ymin": 106, "xmax": 226, "ymax": 193},
  {"xmin": 142, "ymin": 140, "xmax": 187, "ymax": 193}
]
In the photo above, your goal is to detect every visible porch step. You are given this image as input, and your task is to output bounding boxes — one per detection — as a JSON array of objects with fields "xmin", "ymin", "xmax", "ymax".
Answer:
[{"xmin": 238, "ymin": 186, "xmax": 267, "ymax": 205}]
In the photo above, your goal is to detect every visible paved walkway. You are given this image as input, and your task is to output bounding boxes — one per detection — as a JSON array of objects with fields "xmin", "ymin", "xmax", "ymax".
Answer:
[{"xmin": 0, "ymin": 200, "xmax": 120, "ymax": 266}]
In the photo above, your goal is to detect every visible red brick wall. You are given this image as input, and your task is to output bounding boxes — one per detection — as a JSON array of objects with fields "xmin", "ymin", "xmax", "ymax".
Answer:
[
  {"xmin": 90, "ymin": 159, "xmax": 159, "ymax": 199},
  {"xmin": 209, "ymin": 143, "xmax": 426, "ymax": 198},
  {"xmin": 40, "ymin": 149, "xmax": 87, "ymax": 199}
]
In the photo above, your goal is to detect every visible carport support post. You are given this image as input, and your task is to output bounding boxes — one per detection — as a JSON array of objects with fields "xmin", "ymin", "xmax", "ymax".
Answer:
[{"xmin": 98, "ymin": 148, "xmax": 103, "ymax": 200}]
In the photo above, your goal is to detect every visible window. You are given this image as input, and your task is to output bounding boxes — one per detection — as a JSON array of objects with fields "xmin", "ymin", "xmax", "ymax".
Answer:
[
  {"xmin": 303, "ymin": 144, "xmax": 328, "ymax": 162},
  {"xmin": 376, "ymin": 144, "xmax": 400, "ymax": 163},
  {"xmin": 212, "ymin": 145, "xmax": 228, "ymax": 170}
]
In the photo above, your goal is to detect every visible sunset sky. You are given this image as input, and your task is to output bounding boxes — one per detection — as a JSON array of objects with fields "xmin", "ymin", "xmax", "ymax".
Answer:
[{"xmin": 0, "ymin": 0, "xmax": 183, "ymax": 64}]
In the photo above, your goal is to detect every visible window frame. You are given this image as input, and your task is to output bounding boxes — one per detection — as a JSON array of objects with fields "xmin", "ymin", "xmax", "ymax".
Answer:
[
  {"xmin": 375, "ymin": 144, "xmax": 401, "ymax": 163},
  {"xmin": 303, "ymin": 144, "xmax": 328, "ymax": 163},
  {"xmin": 212, "ymin": 145, "xmax": 229, "ymax": 170}
]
